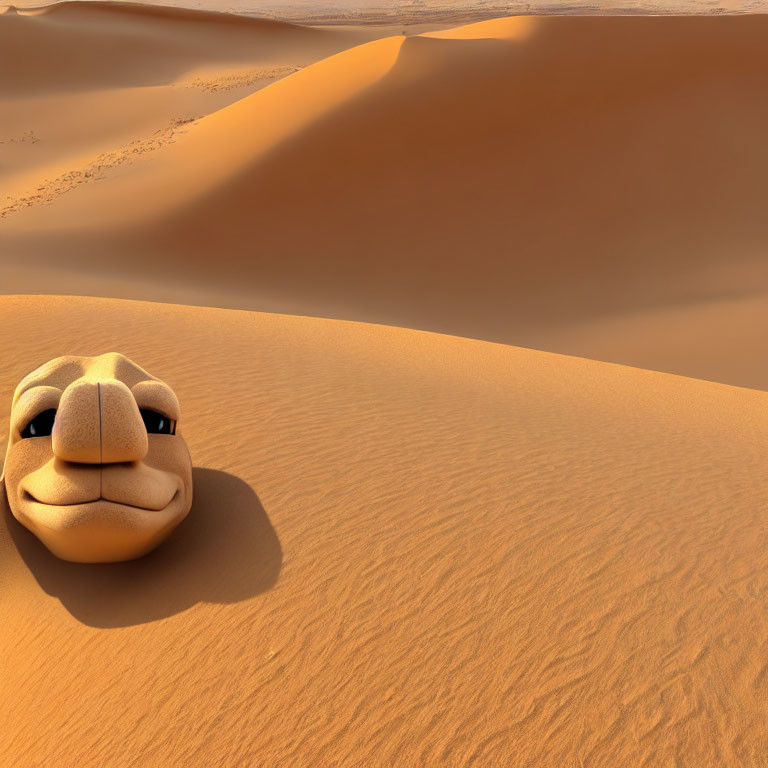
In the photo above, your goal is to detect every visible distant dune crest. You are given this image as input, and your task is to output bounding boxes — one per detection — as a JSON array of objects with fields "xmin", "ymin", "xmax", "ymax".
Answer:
[
  {"xmin": 4, "ymin": 0, "xmax": 765, "ymax": 23},
  {"xmin": 2, "ymin": 8, "xmax": 767, "ymax": 387}
]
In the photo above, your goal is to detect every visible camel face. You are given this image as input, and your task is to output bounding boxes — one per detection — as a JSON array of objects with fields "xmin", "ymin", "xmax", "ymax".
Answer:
[{"xmin": 2, "ymin": 353, "xmax": 193, "ymax": 563}]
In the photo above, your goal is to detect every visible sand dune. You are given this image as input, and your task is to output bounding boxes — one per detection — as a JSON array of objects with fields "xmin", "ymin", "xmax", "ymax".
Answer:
[
  {"xmin": 2, "ymin": 294, "xmax": 768, "ymax": 766},
  {"xmin": 2, "ymin": 14, "xmax": 768, "ymax": 388},
  {"xmin": 5, "ymin": 6, "xmax": 768, "ymax": 765},
  {"xmin": 0, "ymin": 1, "xmax": 337, "ymax": 95},
  {"xmin": 0, "ymin": 0, "xmax": 405, "ymax": 213}
]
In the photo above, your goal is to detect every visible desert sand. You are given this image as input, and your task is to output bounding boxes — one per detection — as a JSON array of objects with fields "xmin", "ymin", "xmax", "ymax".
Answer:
[
  {"xmin": 2, "ymin": 295, "xmax": 768, "ymax": 767},
  {"xmin": 3, "ymin": 2, "xmax": 768, "ymax": 765},
  {"xmin": 0, "ymin": 2, "xmax": 408, "ymax": 206},
  {"xmin": 2, "ymin": 8, "xmax": 768, "ymax": 388}
]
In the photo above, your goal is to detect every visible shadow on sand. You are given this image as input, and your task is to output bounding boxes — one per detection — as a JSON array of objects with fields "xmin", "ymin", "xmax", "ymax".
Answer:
[{"xmin": 6, "ymin": 467, "xmax": 282, "ymax": 628}]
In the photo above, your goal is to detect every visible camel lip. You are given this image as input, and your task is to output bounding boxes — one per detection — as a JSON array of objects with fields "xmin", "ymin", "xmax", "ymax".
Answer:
[{"xmin": 21, "ymin": 488, "xmax": 180, "ymax": 512}]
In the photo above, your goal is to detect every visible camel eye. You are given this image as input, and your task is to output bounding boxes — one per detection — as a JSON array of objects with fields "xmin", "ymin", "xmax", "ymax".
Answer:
[
  {"xmin": 140, "ymin": 409, "xmax": 175, "ymax": 435},
  {"xmin": 21, "ymin": 409, "xmax": 57, "ymax": 438}
]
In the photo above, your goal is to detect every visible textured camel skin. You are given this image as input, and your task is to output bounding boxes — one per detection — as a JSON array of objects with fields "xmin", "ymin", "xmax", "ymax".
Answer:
[{"xmin": 2, "ymin": 353, "xmax": 193, "ymax": 563}]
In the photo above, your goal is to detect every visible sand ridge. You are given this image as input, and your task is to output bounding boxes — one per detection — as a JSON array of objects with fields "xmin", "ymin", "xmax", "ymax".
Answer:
[
  {"xmin": 0, "ymin": 1, "xmax": 323, "ymax": 95},
  {"xmin": 1, "ymin": 116, "xmax": 204, "ymax": 218},
  {"xmin": 2, "ymin": 12, "xmax": 768, "ymax": 388},
  {"xmin": 0, "ymin": 0, "xmax": 409, "ymax": 213}
]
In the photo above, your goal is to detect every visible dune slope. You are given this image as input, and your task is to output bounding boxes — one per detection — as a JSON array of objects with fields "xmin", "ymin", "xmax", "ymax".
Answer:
[
  {"xmin": 2, "ymin": 294, "xmax": 768, "ymax": 766},
  {"xmin": 0, "ymin": 0, "xmax": 403, "ymax": 211},
  {"xmin": 2, "ymin": 14, "xmax": 768, "ymax": 388},
  {"xmin": 0, "ymin": 1, "xmax": 342, "ymax": 95}
]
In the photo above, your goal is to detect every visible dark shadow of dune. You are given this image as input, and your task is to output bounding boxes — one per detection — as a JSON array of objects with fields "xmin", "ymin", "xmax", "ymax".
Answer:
[{"xmin": 5, "ymin": 467, "xmax": 282, "ymax": 628}]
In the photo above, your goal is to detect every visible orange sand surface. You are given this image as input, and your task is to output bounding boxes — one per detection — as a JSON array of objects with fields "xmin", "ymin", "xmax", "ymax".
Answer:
[
  {"xmin": 3, "ymin": 294, "xmax": 768, "ymax": 766},
  {"xmin": 3, "ymin": 6, "xmax": 768, "ymax": 763},
  {"xmin": 2, "ymin": 9, "xmax": 768, "ymax": 389},
  {"xmin": 0, "ymin": 2, "xmax": 409, "ymax": 211}
]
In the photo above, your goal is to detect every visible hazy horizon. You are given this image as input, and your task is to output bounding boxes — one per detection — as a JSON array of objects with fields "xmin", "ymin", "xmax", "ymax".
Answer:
[{"xmin": 6, "ymin": 0, "xmax": 768, "ymax": 23}]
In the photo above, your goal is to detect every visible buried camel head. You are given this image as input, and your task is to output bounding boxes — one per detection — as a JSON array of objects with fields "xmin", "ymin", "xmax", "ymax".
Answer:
[{"xmin": 2, "ymin": 353, "xmax": 193, "ymax": 563}]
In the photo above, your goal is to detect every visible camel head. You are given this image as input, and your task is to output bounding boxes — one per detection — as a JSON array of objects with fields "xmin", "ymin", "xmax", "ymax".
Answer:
[{"xmin": 2, "ymin": 353, "xmax": 193, "ymax": 563}]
